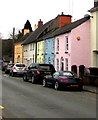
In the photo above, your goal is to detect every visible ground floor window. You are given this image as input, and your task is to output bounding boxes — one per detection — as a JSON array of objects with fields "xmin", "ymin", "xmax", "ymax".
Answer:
[{"xmin": 57, "ymin": 59, "xmax": 59, "ymax": 71}]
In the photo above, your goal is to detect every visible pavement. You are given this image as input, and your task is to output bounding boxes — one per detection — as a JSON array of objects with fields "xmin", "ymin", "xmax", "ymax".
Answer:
[{"xmin": 83, "ymin": 85, "xmax": 98, "ymax": 94}]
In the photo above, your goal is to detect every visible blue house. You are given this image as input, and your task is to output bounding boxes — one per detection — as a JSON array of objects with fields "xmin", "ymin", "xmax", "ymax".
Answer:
[{"xmin": 44, "ymin": 38, "xmax": 55, "ymax": 65}]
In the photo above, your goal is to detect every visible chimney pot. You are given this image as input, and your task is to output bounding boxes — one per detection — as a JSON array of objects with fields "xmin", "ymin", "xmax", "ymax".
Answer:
[
  {"xmin": 61, "ymin": 12, "xmax": 64, "ymax": 15},
  {"xmin": 38, "ymin": 19, "xmax": 43, "ymax": 27}
]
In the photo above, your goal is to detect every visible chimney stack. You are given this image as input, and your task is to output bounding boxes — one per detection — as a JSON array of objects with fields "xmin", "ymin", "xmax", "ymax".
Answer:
[
  {"xmin": 59, "ymin": 12, "xmax": 72, "ymax": 27},
  {"xmin": 38, "ymin": 19, "xmax": 43, "ymax": 27}
]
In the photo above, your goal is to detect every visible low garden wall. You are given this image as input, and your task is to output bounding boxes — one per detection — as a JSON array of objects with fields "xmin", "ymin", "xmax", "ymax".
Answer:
[{"xmin": 82, "ymin": 75, "xmax": 98, "ymax": 86}]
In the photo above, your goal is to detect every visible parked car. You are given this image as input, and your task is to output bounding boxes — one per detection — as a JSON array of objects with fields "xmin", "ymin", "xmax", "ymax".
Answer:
[
  {"xmin": 10, "ymin": 63, "xmax": 26, "ymax": 77},
  {"xmin": 23, "ymin": 63, "xmax": 56, "ymax": 83},
  {"xmin": 5, "ymin": 63, "xmax": 14, "ymax": 74},
  {"xmin": 2, "ymin": 62, "xmax": 8, "ymax": 71},
  {"xmin": 42, "ymin": 71, "xmax": 83, "ymax": 90}
]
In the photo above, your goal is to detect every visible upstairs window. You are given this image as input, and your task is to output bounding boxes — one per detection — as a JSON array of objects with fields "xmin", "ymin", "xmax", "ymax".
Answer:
[
  {"xmin": 32, "ymin": 44, "xmax": 35, "ymax": 50},
  {"xmin": 57, "ymin": 38, "xmax": 59, "ymax": 52},
  {"xmin": 52, "ymin": 40, "xmax": 55, "ymax": 53},
  {"xmin": 30, "ymin": 44, "xmax": 32, "ymax": 51},
  {"xmin": 65, "ymin": 36, "xmax": 69, "ymax": 51}
]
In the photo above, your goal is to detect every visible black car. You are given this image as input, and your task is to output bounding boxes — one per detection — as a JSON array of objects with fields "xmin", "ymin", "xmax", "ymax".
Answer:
[
  {"xmin": 23, "ymin": 63, "xmax": 56, "ymax": 83},
  {"xmin": 42, "ymin": 71, "xmax": 83, "ymax": 90},
  {"xmin": 5, "ymin": 63, "xmax": 14, "ymax": 74}
]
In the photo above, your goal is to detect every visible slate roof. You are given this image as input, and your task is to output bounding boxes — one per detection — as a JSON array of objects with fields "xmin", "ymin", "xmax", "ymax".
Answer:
[
  {"xmin": 37, "ymin": 15, "xmax": 90, "ymax": 40},
  {"xmin": 22, "ymin": 19, "xmax": 54, "ymax": 45},
  {"xmin": 15, "ymin": 32, "xmax": 32, "ymax": 44}
]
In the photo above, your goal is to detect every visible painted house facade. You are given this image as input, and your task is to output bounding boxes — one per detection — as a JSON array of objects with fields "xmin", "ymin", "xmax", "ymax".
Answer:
[
  {"xmin": 22, "ymin": 13, "xmax": 72, "ymax": 66},
  {"xmin": 14, "ymin": 20, "xmax": 32, "ymax": 64},
  {"xmin": 36, "ymin": 40, "xmax": 44, "ymax": 63},
  {"xmin": 51, "ymin": 16, "xmax": 90, "ymax": 74},
  {"xmin": 23, "ymin": 42, "xmax": 36, "ymax": 66},
  {"xmin": 21, "ymin": 13, "xmax": 91, "ymax": 75},
  {"xmin": 44, "ymin": 38, "xmax": 55, "ymax": 64},
  {"xmin": 89, "ymin": 1, "xmax": 98, "ymax": 67}
]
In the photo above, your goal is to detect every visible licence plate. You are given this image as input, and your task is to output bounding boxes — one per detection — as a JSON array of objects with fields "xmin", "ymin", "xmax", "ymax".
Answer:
[
  {"xmin": 18, "ymin": 68, "xmax": 23, "ymax": 70},
  {"xmin": 44, "ymin": 72, "xmax": 51, "ymax": 74},
  {"xmin": 70, "ymin": 85, "xmax": 78, "ymax": 87}
]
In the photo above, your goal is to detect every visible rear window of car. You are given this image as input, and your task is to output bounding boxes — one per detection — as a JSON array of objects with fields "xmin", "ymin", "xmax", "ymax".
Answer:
[
  {"xmin": 39, "ymin": 64, "xmax": 55, "ymax": 71},
  {"xmin": 8, "ymin": 64, "xmax": 14, "ymax": 66},
  {"xmin": 16, "ymin": 64, "xmax": 25, "ymax": 67}
]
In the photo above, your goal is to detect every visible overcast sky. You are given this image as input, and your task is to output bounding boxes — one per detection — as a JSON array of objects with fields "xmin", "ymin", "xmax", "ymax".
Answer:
[{"xmin": 0, "ymin": 0, "xmax": 94, "ymax": 39}]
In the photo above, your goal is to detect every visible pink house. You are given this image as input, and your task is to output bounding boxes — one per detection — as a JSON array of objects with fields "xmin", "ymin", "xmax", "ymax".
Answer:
[{"xmin": 54, "ymin": 16, "xmax": 90, "ymax": 75}]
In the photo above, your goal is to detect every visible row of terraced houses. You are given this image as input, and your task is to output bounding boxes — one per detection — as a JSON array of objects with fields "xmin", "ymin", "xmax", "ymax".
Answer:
[{"xmin": 14, "ymin": 2, "xmax": 98, "ymax": 75}]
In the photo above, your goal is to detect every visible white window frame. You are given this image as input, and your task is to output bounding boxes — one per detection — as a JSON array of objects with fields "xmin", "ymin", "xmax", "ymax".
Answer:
[
  {"xmin": 65, "ymin": 36, "xmax": 69, "ymax": 52},
  {"xmin": 57, "ymin": 58, "xmax": 59, "ymax": 71},
  {"xmin": 57, "ymin": 38, "xmax": 59, "ymax": 52},
  {"xmin": 65, "ymin": 58, "xmax": 68, "ymax": 71}
]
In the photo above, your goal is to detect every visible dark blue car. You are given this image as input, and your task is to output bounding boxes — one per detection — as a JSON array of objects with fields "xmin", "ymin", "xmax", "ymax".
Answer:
[{"xmin": 43, "ymin": 71, "xmax": 83, "ymax": 90}]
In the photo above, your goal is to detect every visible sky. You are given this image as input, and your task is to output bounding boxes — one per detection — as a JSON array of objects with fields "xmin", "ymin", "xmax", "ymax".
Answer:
[{"xmin": 0, "ymin": 0, "xmax": 94, "ymax": 39}]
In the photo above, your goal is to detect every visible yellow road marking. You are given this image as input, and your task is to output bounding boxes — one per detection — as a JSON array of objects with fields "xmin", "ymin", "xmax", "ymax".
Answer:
[{"xmin": 0, "ymin": 106, "xmax": 4, "ymax": 109}]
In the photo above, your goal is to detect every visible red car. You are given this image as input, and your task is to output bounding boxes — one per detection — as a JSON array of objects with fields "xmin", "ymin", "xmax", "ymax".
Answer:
[{"xmin": 2, "ymin": 62, "xmax": 8, "ymax": 71}]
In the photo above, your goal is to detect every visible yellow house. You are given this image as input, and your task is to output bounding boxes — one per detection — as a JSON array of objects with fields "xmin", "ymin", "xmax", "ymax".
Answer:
[
  {"xmin": 14, "ymin": 32, "xmax": 31, "ymax": 63},
  {"xmin": 14, "ymin": 20, "xmax": 32, "ymax": 63},
  {"xmin": 36, "ymin": 40, "xmax": 44, "ymax": 63},
  {"xmin": 14, "ymin": 43, "xmax": 23, "ymax": 63}
]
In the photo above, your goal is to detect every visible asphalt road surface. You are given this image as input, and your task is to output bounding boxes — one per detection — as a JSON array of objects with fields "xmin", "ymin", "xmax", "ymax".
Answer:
[{"xmin": 2, "ymin": 73, "xmax": 96, "ymax": 119}]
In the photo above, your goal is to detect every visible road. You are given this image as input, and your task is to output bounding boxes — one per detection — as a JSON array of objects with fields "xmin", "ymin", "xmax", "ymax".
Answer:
[{"xmin": 2, "ymin": 73, "xmax": 96, "ymax": 118}]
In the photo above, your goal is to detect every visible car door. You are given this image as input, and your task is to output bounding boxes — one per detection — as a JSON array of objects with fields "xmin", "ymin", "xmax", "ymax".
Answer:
[
  {"xmin": 27, "ymin": 64, "xmax": 34, "ymax": 79},
  {"xmin": 46, "ymin": 72, "xmax": 59, "ymax": 85}
]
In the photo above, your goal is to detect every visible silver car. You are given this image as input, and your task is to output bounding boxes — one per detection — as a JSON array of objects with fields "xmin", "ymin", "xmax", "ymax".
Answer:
[{"xmin": 10, "ymin": 63, "xmax": 26, "ymax": 77}]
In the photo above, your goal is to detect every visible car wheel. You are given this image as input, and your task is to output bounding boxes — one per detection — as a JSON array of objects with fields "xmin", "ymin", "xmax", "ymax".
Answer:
[
  {"xmin": 43, "ymin": 79, "xmax": 47, "ymax": 87},
  {"xmin": 78, "ymin": 86, "xmax": 83, "ymax": 91},
  {"xmin": 11, "ymin": 72, "xmax": 15, "ymax": 77},
  {"xmin": 5, "ymin": 71, "xmax": 7, "ymax": 74},
  {"xmin": 23, "ymin": 74, "xmax": 28, "ymax": 82},
  {"xmin": 31, "ymin": 76, "xmax": 35, "ymax": 84},
  {"xmin": 9, "ymin": 72, "xmax": 11, "ymax": 76},
  {"xmin": 55, "ymin": 81, "xmax": 60, "ymax": 90}
]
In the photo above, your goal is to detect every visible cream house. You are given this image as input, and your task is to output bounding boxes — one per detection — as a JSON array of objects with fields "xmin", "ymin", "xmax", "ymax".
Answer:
[
  {"xmin": 23, "ymin": 42, "xmax": 36, "ymax": 67},
  {"xmin": 89, "ymin": 0, "xmax": 98, "ymax": 67}
]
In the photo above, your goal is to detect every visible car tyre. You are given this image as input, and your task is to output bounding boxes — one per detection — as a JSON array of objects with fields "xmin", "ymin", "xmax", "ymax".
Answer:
[
  {"xmin": 23, "ymin": 74, "xmax": 28, "ymax": 82},
  {"xmin": 55, "ymin": 81, "xmax": 60, "ymax": 90},
  {"xmin": 9, "ymin": 72, "xmax": 11, "ymax": 76},
  {"xmin": 12, "ymin": 72, "xmax": 15, "ymax": 77},
  {"xmin": 43, "ymin": 79, "xmax": 47, "ymax": 87}
]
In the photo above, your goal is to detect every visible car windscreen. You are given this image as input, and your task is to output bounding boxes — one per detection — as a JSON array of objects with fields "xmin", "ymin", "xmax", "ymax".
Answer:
[
  {"xmin": 39, "ymin": 64, "xmax": 55, "ymax": 71},
  {"xmin": 63, "ymin": 72, "xmax": 73, "ymax": 77},
  {"xmin": 16, "ymin": 64, "xmax": 25, "ymax": 67}
]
